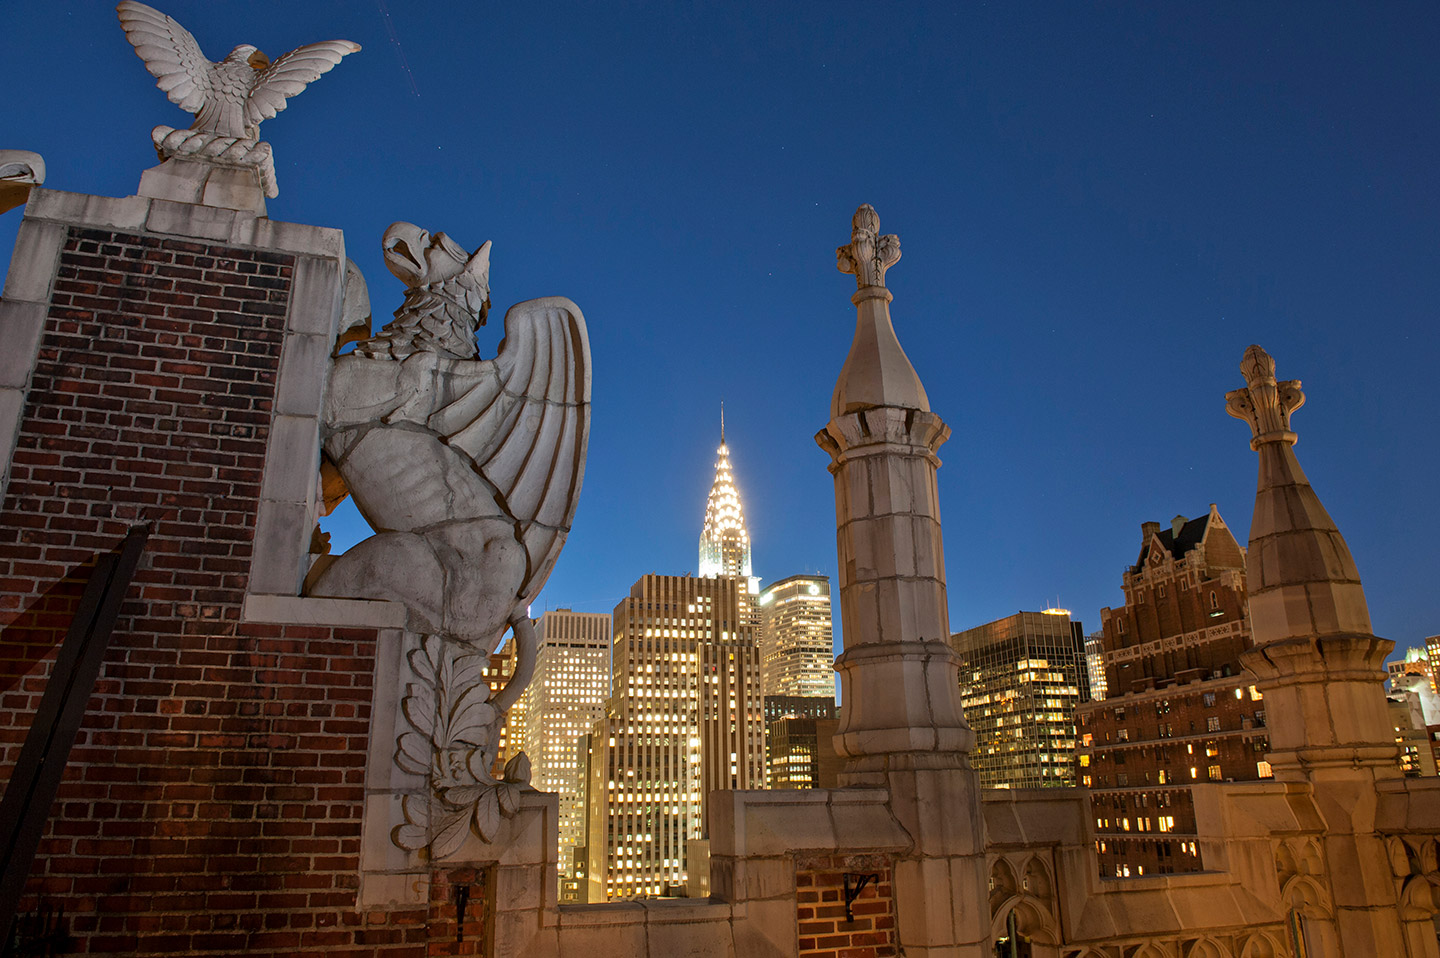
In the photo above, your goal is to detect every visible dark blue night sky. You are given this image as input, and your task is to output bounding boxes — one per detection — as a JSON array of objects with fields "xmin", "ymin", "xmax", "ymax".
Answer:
[{"xmin": 5, "ymin": 3, "xmax": 1437, "ymax": 657}]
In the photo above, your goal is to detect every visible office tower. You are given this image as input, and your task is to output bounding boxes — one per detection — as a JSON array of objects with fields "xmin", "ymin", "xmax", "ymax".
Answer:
[
  {"xmin": 762, "ymin": 694, "xmax": 839, "ymax": 789},
  {"xmin": 758, "ymin": 574, "xmax": 835, "ymax": 699},
  {"xmin": 586, "ymin": 574, "xmax": 763, "ymax": 899},
  {"xmin": 951, "ymin": 609, "xmax": 1089, "ymax": 789},
  {"xmin": 512, "ymin": 609, "xmax": 611, "ymax": 877},
  {"xmin": 1084, "ymin": 630, "xmax": 1108, "ymax": 702},
  {"xmin": 1074, "ymin": 507, "xmax": 1266, "ymax": 878},
  {"xmin": 765, "ymin": 709, "xmax": 842, "ymax": 789}
]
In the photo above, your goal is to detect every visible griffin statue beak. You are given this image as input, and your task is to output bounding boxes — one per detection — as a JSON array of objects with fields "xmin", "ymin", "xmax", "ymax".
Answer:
[{"xmin": 382, "ymin": 222, "xmax": 431, "ymax": 287}]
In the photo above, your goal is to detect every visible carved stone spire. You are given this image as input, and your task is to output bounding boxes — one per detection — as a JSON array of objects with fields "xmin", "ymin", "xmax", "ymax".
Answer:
[
  {"xmin": 1229, "ymin": 345, "xmax": 1395, "ymax": 792},
  {"xmin": 829, "ymin": 205, "xmax": 929, "ymax": 417},
  {"xmin": 1225, "ymin": 344, "xmax": 1371, "ymax": 643},
  {"xmin": 816, "ymin": 205, "xmax": 987, "ymax": 952},
  {"xmin": 816, "ymin": 205, "xmax": 969, "ymax": 773}
]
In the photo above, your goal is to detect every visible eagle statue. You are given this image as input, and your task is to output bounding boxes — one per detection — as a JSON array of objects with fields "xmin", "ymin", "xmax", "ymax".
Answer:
[{"xmin": 116, "ymin": 1, "xmax": 359, "ymax": 140}]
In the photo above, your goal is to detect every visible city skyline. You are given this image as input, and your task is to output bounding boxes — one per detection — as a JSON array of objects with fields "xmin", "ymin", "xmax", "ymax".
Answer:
[{"xmin": 4, "ymin": 3, "xmax": 1436, "ymax": 652}]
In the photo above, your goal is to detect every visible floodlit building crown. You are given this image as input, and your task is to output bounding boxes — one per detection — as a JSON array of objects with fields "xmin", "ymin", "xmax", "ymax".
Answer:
[{"xmin": 698, "ymin": 412, "xmax": 752, "ymax": 579}]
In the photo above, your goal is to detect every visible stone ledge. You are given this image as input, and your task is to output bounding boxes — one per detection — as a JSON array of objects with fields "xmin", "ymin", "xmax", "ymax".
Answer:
[
  {"xmin": 21, "ymin": 188, "xmax": 345, "ymax": 260},
  {"xmin": 241, "ymin": 593, "xmax": 407, "ymax": 629},
  {"xmin": 22, "ymin": 188, "xmax": 150, "ymax": 234},
  {"xmin": 556, "ymin": 899, "xmax": 734, "ymax": 927}
]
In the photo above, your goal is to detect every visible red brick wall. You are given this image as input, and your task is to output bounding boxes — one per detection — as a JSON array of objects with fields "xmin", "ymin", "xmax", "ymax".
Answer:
[
  {"xmin": 0, "ymin": 225, "xmax": 458, "ymax": 955},
  {"xmin": 795, "ymin": 853, "xmax": 895, "ymax": 958}
]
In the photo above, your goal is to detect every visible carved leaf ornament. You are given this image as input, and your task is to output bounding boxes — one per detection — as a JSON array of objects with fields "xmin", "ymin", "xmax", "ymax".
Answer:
[{"xmin": 393, "ymin": 636, "xmax": 530, "ymax": 858}]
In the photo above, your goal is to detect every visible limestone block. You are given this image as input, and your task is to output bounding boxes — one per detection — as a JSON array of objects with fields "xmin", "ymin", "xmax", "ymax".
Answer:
[
  {"xmin": 0, "ymin": 299, "xmax": 47, "ymax": 389},
  {"xmin": 356, "ymin": 871, "xmax": 426, "ymax": 910},
  {"xmin": 740, "ymin": 857, "xmax": 793, "ymax": 901},
  {"xmin": 980, "ymin": 796, "xmax": 1027, "ymax": 846},
  {"xmin": 729, "ymin": 896, "xmax": 796, "ymax": 958},
  {"xmin": 826, "ymin": 794, "xmax": 912, "ymax": 851},
  {"xmin": 200, "ymin": 164, "xmax": 269, "ymax": 214},
  {"xmin": 493, "ymin": 907, "xmax": 546, "ymax": 958},
  {"xmin": 259, "ymin": 414, "xmax": 321, "ymax": 504},
  {"xmin": 274, "ymin": 332, "xmax": 334, "ymax": 416},
  {"xmin": 284, "ymin": 254, "xmax": 346, "ymax": 337},
  {"xmin": 892, "ymin": 857, "xmax": 959, "ymax": 948},
  {"xmin": 912, "ymin": 516, "xmax": 943, "ymax": 579},
  {"xmin": 0, "ymin": 388, "xmax": 27, "ymax": 495},
  {"xmin": 839, "ymin": 581, "xmax": 880, "ymax": 646},
  {"xmin": 495, "ymin": 862, "xmax": 548, "ymax": 914},
  {"xmin": 247, "ymin": 498, "xmax": 309, "ymax": 594},
  {"xmin": 553, "ymin": 920, "xmax": 646, "ymax": 957},
  {"xmin": 359, "ymin": 791, "xmax": 420, "ymax": 875},
  {"xmin": 143, "ymin": 197, "xmax": 242, "ymax": 243},
  {"xmin": 360, "ymin": 628, "xmax": 423, "ymax": 793},
  {"xmin": 1, "ymin": 218, "xmax": 67, "ymax": 303},
  {"xmin": 234, "ymin": 216, "xmax": 347, "ymax": 261},
  {"xmin": 848, "ymin": 514, "xmax": 880, "ymax": 581},
  {"xmin": 557, "ymin": 902, "xmax": 649, "ymax": 928},
  {"xmin": 239, "ymin": 593, "xmax": 407, "ymax": 629},
  {"xmin": 23, "ymin": 189, "xmax": 151, "ymax": 234},
  {"xmin": 643, "ymin": 914, "xmax": 735, "ymax": 958}
]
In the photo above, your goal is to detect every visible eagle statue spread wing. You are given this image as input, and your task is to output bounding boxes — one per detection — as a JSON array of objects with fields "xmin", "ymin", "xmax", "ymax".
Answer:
[
  {"xmin": 116, "ymin": 1, "xmax": 359, "ymax": 139},
  {"xmin": 310, "ymin": 223, "xmax": 591, "ymax": 657}
]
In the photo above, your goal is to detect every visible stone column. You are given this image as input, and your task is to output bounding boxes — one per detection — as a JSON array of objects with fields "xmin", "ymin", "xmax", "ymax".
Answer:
[
  {"xmin": 816, "ymin": 206, "xmax": 987, "ymax": 957},
  {"xmin": 1226, "ymin": 344, "xmax": 1403, "ymax": 957}
]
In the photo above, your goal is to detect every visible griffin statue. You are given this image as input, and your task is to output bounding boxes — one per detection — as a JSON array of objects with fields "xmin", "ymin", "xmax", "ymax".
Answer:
[{"xmin": 311, "ymin": 224, "xmax": 591, "ymax": 856}]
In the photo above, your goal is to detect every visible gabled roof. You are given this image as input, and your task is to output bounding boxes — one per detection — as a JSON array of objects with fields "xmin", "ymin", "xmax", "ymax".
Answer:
[{"xmin": 1131, "ymin": 508, "xmax": 1221, "ymax": 573}]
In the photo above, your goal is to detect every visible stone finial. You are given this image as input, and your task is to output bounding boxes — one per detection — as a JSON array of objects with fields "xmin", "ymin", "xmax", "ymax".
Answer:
[
  {"xmin": 836, "ymin": 204, "xmax": 901, "ymax": 289},
  {"xmin": 1225, "ymin": 344, "xmax": 1305, "ymax": 449}
]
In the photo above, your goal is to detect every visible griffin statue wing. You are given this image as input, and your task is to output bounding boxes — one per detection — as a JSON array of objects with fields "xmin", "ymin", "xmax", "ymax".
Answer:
[
  {"xmin": 428, "ymin": 297, "xmax": 592, "ymax": 607},
  {"xmin": 246, "ymin": 40, "xmax": 362, "ymax": 128},
  {"xmin": 116, "ymin": 1, "xmax": 211, "ymax": 114}
]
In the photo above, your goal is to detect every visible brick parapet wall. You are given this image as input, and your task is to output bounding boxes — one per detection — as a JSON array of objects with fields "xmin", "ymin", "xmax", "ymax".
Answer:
[{"xmin": 0, "ymin": 194, "xmax": 471, "ymax": 956}]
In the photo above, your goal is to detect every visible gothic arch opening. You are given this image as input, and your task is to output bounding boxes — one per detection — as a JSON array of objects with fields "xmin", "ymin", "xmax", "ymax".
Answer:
[{"xmin": 992, "ymin": 897, "xmax": 1059, "ymax": 958}]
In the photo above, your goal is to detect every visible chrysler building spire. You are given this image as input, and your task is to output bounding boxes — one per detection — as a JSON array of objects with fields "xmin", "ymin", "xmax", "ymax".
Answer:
[{"xmin": 699, "ymin": 408, "xmax": 752, "ymax": 579}]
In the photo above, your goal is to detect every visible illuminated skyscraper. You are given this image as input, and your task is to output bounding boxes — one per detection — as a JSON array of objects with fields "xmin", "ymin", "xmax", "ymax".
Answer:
[
  {"xmin": 951, "ymin": 608, "xmax": 1089, "ymax": 789},
  {"xmin": 697, "ymin": 413, "xmax": 752, "ymax": 580},
  {"xmin": 585, "ymin": 574, "xmax": 763, "ymax": 900},
  {"xmin": 758, "ymin": 574, "xmax": 835, "ymax": 699},
  {"xmin": 512, "ymin": 610, "xmax": 611, "ymax": 877}
]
